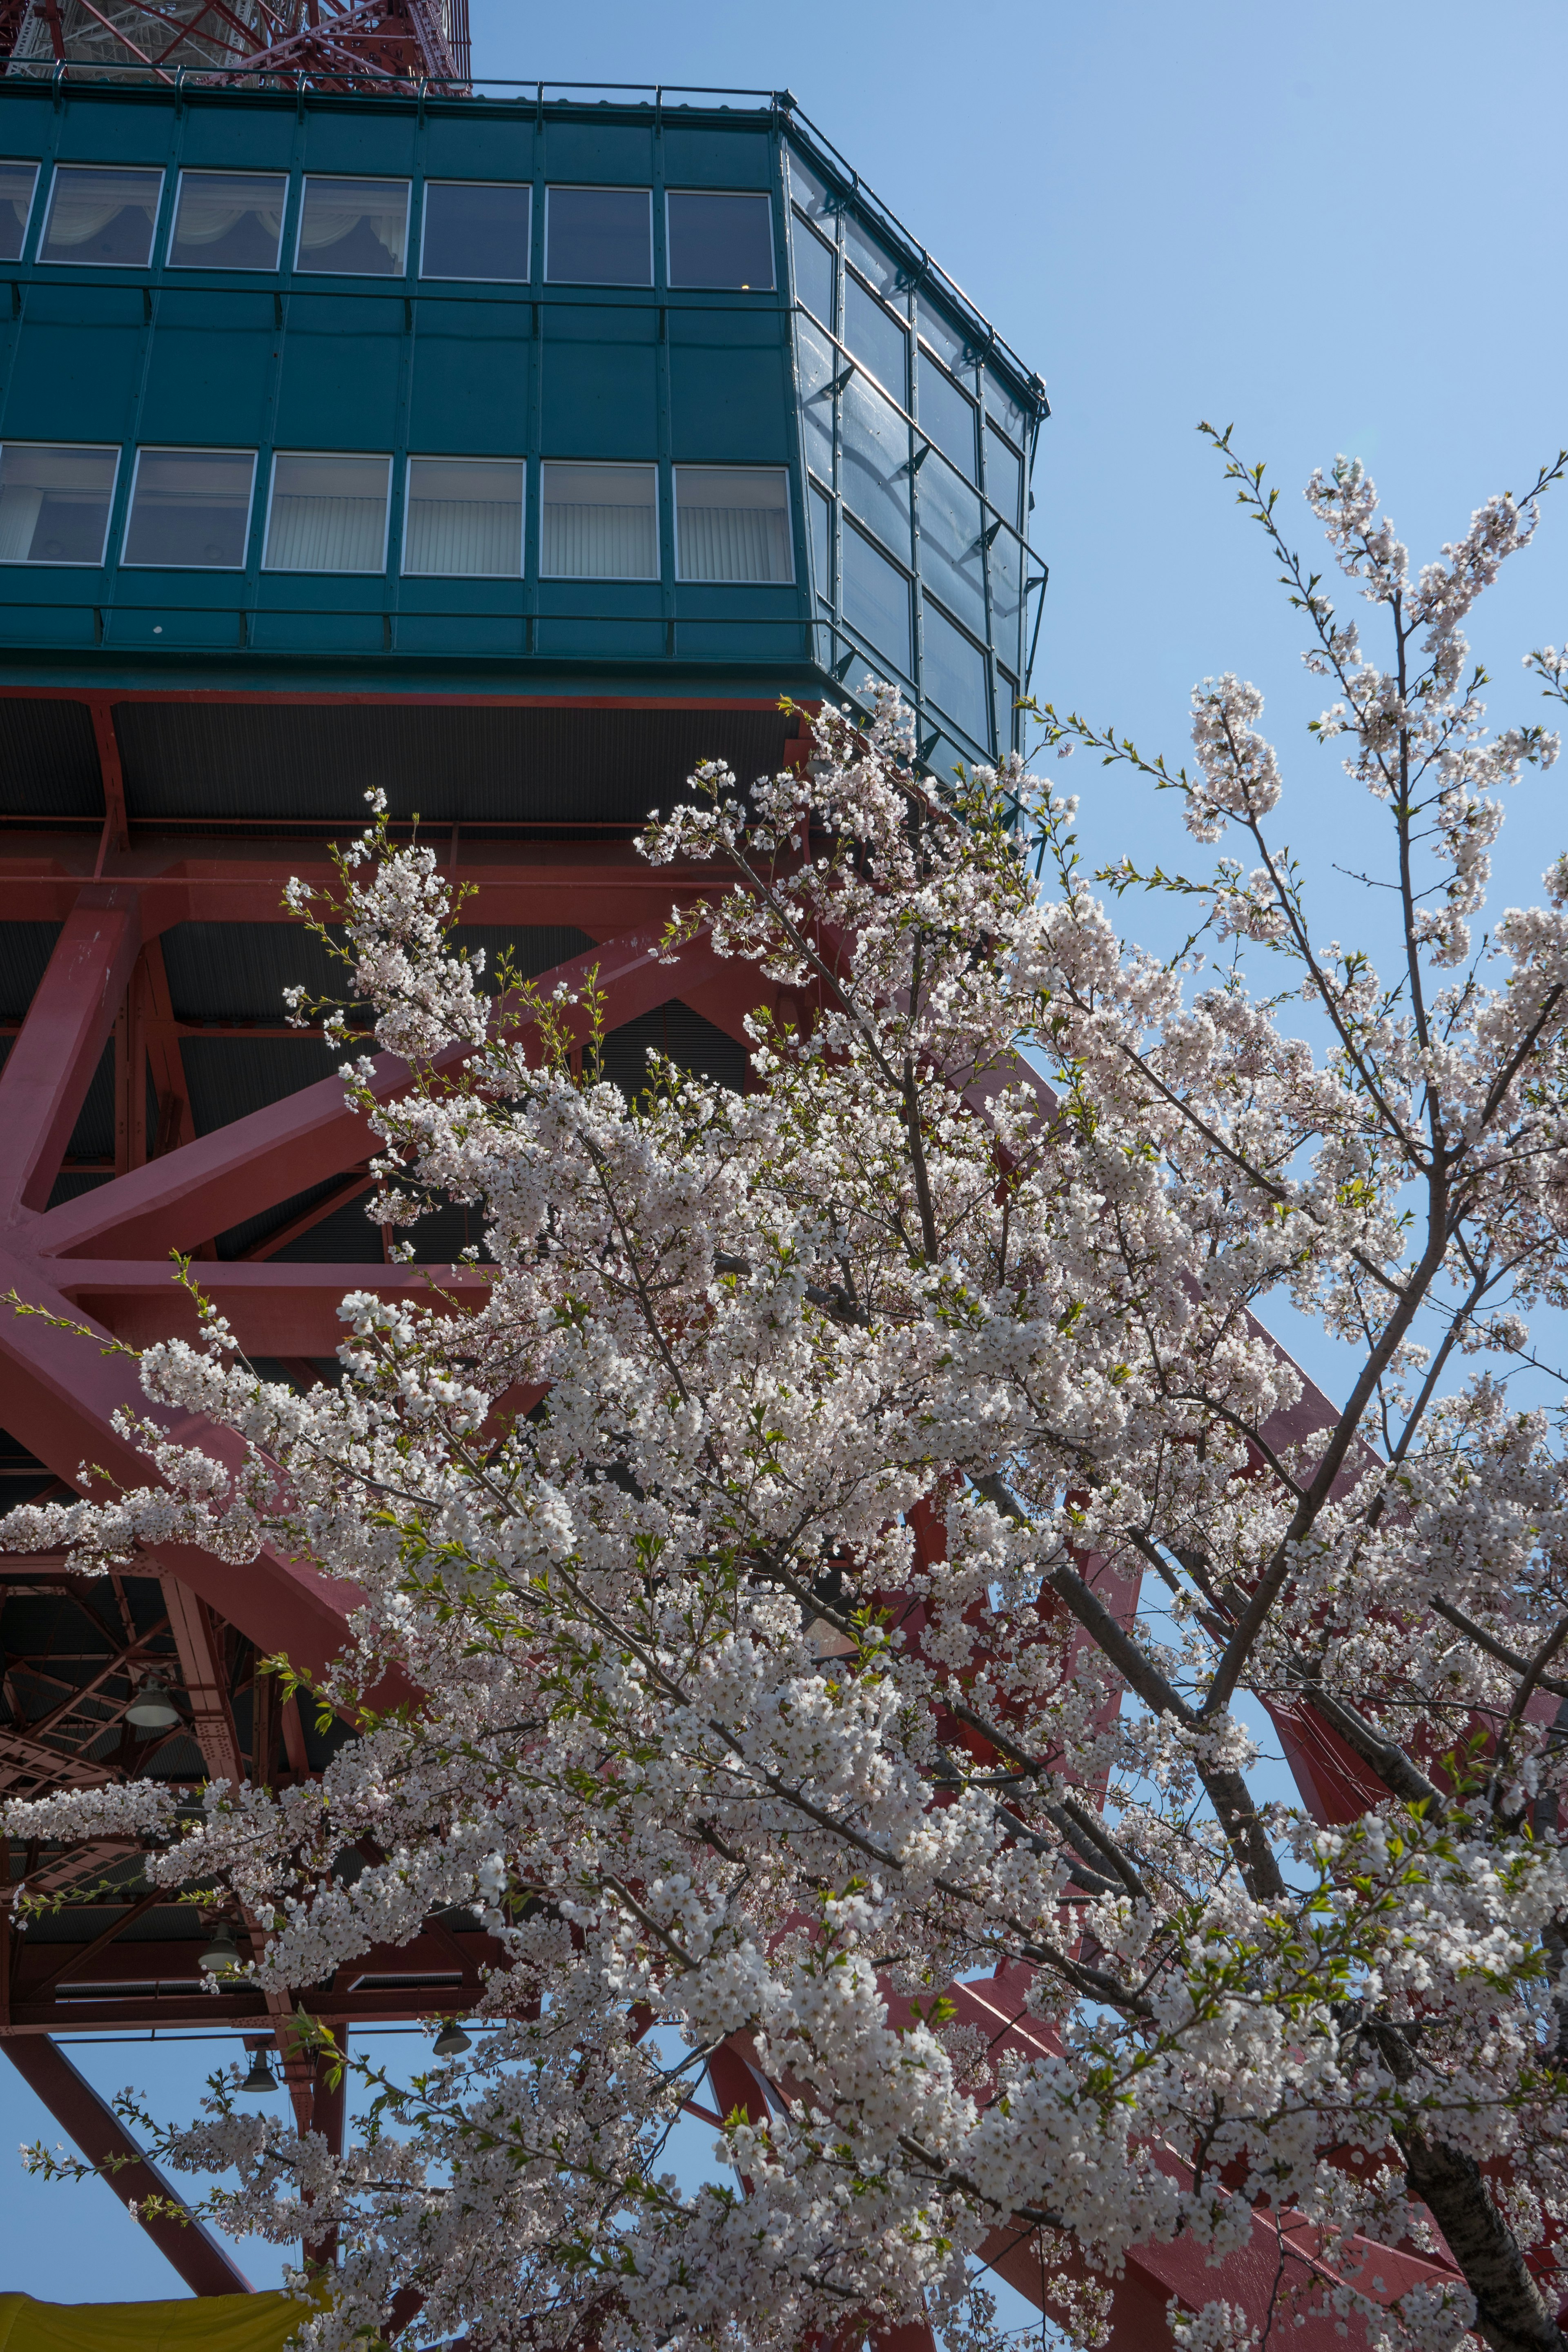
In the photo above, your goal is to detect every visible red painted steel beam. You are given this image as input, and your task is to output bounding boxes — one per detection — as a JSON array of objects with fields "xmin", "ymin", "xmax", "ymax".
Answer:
[
  {"xmin": 0, "ymin": 2035, "xmax": 252, "ymax": 2295},
  {"xmin": 0, "ymin": 891, "xmax": 142, "ymax": 1218}
]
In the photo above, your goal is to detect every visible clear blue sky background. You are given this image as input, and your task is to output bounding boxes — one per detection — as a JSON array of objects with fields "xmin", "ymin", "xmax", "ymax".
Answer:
[{"xmin": 8, "ymin": 0, "xmax": 1568, "ymax": 2306}]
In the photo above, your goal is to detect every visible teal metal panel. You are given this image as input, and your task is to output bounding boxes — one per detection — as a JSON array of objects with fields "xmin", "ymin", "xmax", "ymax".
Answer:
[
  {"xmin": 55, "ymin": 97, "xmax": 174, "ymax": 166},
  {"xmin": 274, "ymin": 293, "xmax": 404, "ymax": 444},
  {"xmin": 0, "ymin": 93, "xmax": 53, "ymax": 159},
  {"xmin": 541, "ymin": 305, "xmax": 658, "ymax": 458},
  {"xmin": 140, "ymin": 292, "xmax": 277, "ymax": 445},
  {"xmin": 301, "ymin": 106, "xmax": 419, "ymax": 179},
  {"xmin": 668, "ymin": 313, "xmax": 790, "ymax": 461},
  {"xmin": 661, "ymin": 127, "xmax": 773, "ymax": 189},
  {"xmin": 176, "ymin": 100, "xmax": 296, "ymax": 172},
  {"xmin": 543, "ymin": 122, "xmax": 654, "ymax": 186},
  {"xmin": 409, "ymin": 299, "xmax": 530, "ymax": 454},
  {"xmin": 2, "ymin": 285, "xmax": 144, "ymax": 441},
  {"xmin": 423, "ymin": 112, "xmax": 534, "ymax": 182}
]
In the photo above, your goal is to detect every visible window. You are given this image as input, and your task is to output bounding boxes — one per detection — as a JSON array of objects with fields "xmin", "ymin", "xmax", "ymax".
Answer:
[
  {"xmin": 0, "ymin": 442, "xmax": 118, "ymax": 564},
  {"xmin": 791, "ymin": 213, "xmax": 834, "ymax": 329},
  {"xmin": 540, "ymin": 462, "xmax": 656, "ymax": 579},
  {"xmin": 842, "ymin": 522, "xmax": 909, "ymax": 677},
  {"xmin": 123, "ymin": 448, "xmax": 256, "ymax": 568},
  {"xmin": 918, "ymin": 453, "xmax": 985, "ymax": 639},
  {"xmin": 845, "ymin": 273, "xmax": 906, "ymax": 401},
  {"xmin": 787, "ymin": 150, "xmax": 834, "ymax": 226},
  {"xmin": 40, "ymin": 165, "xmax": 163, "ymax": 267},
  {"xmin": 844, "ymin": 214, "xmax": 901, "ymax": 301},
  {"xmin": 263, "ymin": 453, "xmax": 390, "ymax": 572},
  {"xmin": 809, "ymin": 479, "xmax": 832, "ymax": 603},
  {"xmin": 985, "ymin": 423, "xmax": 1022, "ymax": 530},
  {"xmin": 675, "ymin": 468, "xmax": 791, "ymax": 584},
  {"xmin": 985, "ymin": 374, "xmax": 1029, "ymax": 450},
  {"xmin": 796, "ymin": 317, "xmax": 836, "ymax": 485},
  {"xmin": 0, "ymin": 162, "xmax": 38, "ymax": 263},
  {"xmin": 842, "ymin": 370, "xmax": 910, "ymax": 562},
  {"xmin": 403, "ymin": 457, "xmax": 524, "ymax": 576},
  {"xmin": 990, "ymin": 523, "xmax": 1025, "ymax": 673},
  {"xmin": 667, "ymin": 192, "xmax": 773, "ymax": 290},
  {"xmin": 918, "ymin": 347, "xmax": 975, "ymax": 482},
  {"xmin": 994, "ymin": 665, "xmax": 1018, "ymax": 757},
  {"xmin": 169, "ymin": 170, "xmax": 285, "ymax": 271},
  {"xmin": 545, "ymin": 187, "xmax": 651, "ymax": 287},
  {"xmin": 421, "ymin": 181, "xmax": 532, "ymax": 282},
  {"xmin": 923, "ymin": 601, "xmax": 989, "ymax": 747},
  {"xmin": 919, "ymin": 301, "xmax": 973, "ymax": 387},
  {"xmin": 296, "ymin": 177, "xmax": 409, "ymax": 276}
]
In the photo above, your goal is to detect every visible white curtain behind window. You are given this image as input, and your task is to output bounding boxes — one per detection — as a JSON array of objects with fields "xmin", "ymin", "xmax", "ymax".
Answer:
[
  {"xmin": 43, "ymin": 168, "xmax": 160, "ymax": 248},
  {"xmin": 0, "ymin": 488, "xmax": 41, "ymax": 561},
  {"xmin": 298, "ymin": 178, "xmax": 408, "ymax": 271},
  {"xmin": 172, "ymin": 174, "xmax": 284, "ymax": 255},
  {"xmin": 404, "ymin": 460, "xmax": 523, "ymax": 577},
  {"xmin": 676, "ymin": 469, "xmax": 792, "ymax": 583},
  {"xmin": 541, "ymin": 465, "xmax": 656, "ymax": 579},
  {"xmin": 265, "ymin": 457, "xmax": 389, "ymax": 572}
]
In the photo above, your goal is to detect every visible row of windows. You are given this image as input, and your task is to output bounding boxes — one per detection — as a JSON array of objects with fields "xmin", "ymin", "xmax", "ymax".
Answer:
[
  {"xmin": 0, "ymin": 441, "xmax": 796, "ymax": 582},
  {"xmin": 0, "ymin": 161, "xmax": 776, "ymax": 289}
]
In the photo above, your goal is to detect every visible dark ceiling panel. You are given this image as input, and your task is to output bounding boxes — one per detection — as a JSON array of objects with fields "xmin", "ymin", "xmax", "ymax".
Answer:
[
  {"xmin": 0, "ymin": 699, "xmax": 103, "ymax": 820},
  {"xmin": 0, "ymin": 922, "xmax": 62, "ymax": 1018},
  {"xmin": 179, "ymin": 1035, "xmax": 337, "ymax": 1136}
]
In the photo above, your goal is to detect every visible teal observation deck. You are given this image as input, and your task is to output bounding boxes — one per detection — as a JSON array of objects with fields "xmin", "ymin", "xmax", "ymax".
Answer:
[{"xmin": 0, "ymin": 73, "xmax": 1046, "ymax": 780}]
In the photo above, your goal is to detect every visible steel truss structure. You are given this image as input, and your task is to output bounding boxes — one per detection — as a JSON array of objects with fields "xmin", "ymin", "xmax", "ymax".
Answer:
[{"xmin": 0, "ymin": 0, "xmax": 469, "ymax": 88}]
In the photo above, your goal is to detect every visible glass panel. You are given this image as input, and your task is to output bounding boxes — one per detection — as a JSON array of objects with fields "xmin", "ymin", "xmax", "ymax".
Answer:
[
  {"xmin": 918, "ymin": 300, "xmax": 973, "ymax": 387},
  {"xmin": 845, "ymin": 273, "xmax": 906, "ymax": 402},
  {"xmin": 297, "ymin": 177, "xmax": 409, "ymax": 275},
  {"xmin": 667, "ymin": 192, "xmax": 773, "ymax": 290},
  {"xmin": 124, "ymin": 448, "xmax": 254, "ymax": 568},
  {"xmin": 985, "ymin": 423, "xmax": 1022, "ymax": 531},
  {"xmin": 0, "ymin": 162, "xmax": 38, "ymax": 263},
  {"xmin": 791, "ymin": 212, "xmax": 833, "ymax": 327},
  {"xmin": 787, "ymin": 149, "xmax": 834, "ymax": 225},
  {"xmin": 918, "ymin": 452, "xmax": 985, "ymax": 639},
  {"xmin": 421, "ymin": 181, "xmax": 531, "ymax": 282},
  {"xmin": 918, "ymin": 347, "xmax": 975, "ymax": 482},
  {"xmin": 842, "ymin": 369, "xmax": 909, "ymax": 563},
  {"xmin": 675, "ymin": 467, "xmax": 791, "ymax": 583},
  {"xmin": 0, "ymin": 442, "xmax": 116, "ymax": 564},
  {"xmin": 796, "ymin": 316, "xmax": 835, "ymax": 486},
  {"xmin": 844, "ymin": 213, "xmax": 900, "ymax": 300},
  {"xmin": 842, "ymin": 522, "xmax": 909, "ymax": 677},
  {"xmin": 546, "ymin": 187, "xmax": 651, "ymax": 286},
  {"xmin": 990, "ymin": 523, "xmax": 1025, "ymax": 676},
  {"xmin": 169, "ymin": 170, "xmax": 285, "ymax": 270},
  {"xmin": 994, "ymin": 665, "xmax": 1018, "ymax": 759},
  {"xmin": 984, "ymin": 374, "xmax": 1030, "ymax": 449},
  {"xmin": 264, "ymin": 453, "xmax": 390, "ymax": 572},
  {"xmin": 923, "ymin": 601, "xmax": 989, "ymax": 747},
  {"xmin": 809, "ymin": 479, "xmax": 831, "ymax": 604},
  {"xmin": 404, "ymin": 457, "xmax": 523, "ymax": 576},
  {"xmin": 540, "ymin": 461, "xmax": 657, "ymax": 578},
  {"xmin": 41, "ymin": 166, "xmax": 162, "ymax": 267}
]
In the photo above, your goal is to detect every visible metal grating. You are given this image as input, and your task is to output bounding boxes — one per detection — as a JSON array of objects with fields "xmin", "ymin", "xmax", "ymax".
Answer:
[
  {"xmin": 0, "ymin": 700, "xmax": 103, "ymax": 821},
  {"xmin": 600, "ymin": 1001, "xmax": 747, "ymax": 1099},
  {"xmin": 179, "ymin": 1035, "xmax": 336, "ymax": 1136}
]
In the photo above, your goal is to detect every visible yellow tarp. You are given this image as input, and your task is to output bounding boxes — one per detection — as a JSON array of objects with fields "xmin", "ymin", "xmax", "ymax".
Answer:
[{"xmin": 0, "ymin": 2292, "xmax": 313, "ymax": 2352}]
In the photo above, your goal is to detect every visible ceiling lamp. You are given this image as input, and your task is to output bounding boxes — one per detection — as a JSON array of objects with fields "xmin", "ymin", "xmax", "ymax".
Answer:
[
  {"xmin": 239, "ymin": 2047, "xmax": 277, "ymax": 2094},
  {"xmin": 432, "ymin": 2022, "xmax": 472, "ymax": 2057},
  {"xmin": 198, "ymin": 1923, "xmax": 243, "ymax": 1973},
  {"xmin": 125, "ymin": 1676, "xmax": 181, "ymax": 1732}
]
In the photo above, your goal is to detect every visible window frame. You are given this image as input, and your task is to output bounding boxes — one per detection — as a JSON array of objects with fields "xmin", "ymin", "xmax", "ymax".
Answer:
[
  {"xmin": 543, "ymin": 185, "xmax": 654, "ymax": 289},
  {"xmin": 293, "ymin": 175, "xmax": 412, "ymax": 279},
  {"xmin": 400, "ymin": 452, "xmax": 527, "ymax": 579},
  {"xmin": 261, "ymin": 448, "xmax": 393, "ymax": 575},
  {"xmin": 839, "ymin": 509, "xmax": 913, "ymax": 680},
  {"xmin": 120, "ymin": 444, "xmax": 259, "ymax": 571},
  {"xmin": 38, "ymin": 163, "xmax": 165, "ymax": 270},
  {"xmin": 673, "ymin": 463, "xmax": 795, "ymax": 586},
  {"xmin": 843, "ymin": 263, "xmax": 909, "ymax": 404},
  {"xmin": 921, "ymin": 589, "xmax": 993, "ymax": 750},
  {"xmin": 538, "ymin": 458, "xmax": 659, "ymax": 582},
  {"xmin": 0, "ymin": 439, "xmax": 121, "ymax": 566},
  {"xmin": 166, "ymin": 167, "xmax": 288, "ymax": 274},
  {"xmin": 663, "ymin": 187, "xmax": 775, "ymax": 292},
  {"xmin": 0, "ymin": 159, "xmax": 40, "ymax": 263},
  {"xmin": 418, "ymin": 178, "xmax": 534, "ymax": 285}
]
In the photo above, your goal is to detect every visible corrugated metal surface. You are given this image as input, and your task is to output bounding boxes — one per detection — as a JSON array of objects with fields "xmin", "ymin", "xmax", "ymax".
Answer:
[
  {"xmin": 0, "ymin": 699, "xmax": 104, "ymax": 820},
  {"xmin": 162, "ymin": 921, "xmax": 594, "ymax": 1023},
  {"xmin": 114, "ymin": 700, "xmax": 796, "ymax": 826},
  {"xmin": 179, "ymin": 1035, "xmax": 337, "ymax": 1136},
  {"xmin": 0, "ymin": 922, "xmax": 62, "ymax": 1018},
  {"xmin": 272, "ymin": 1193, "xmax": 385, "ymax": 1265},
  {"xmin": 216, "ymin": 1171, "xmax": 363, "ymax": 1262},
  {"xmin": 601, "ymin": 1001, "xmax": 747, "ymax": 1098},
  {"xmin": 67, "ymin": 1038, "xmax": 116, "ymax": 1163}
]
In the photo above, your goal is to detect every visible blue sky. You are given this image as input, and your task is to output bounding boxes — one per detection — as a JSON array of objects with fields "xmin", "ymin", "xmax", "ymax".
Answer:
[{"xmin": 8, "ymin": 0, "xmax": 1568, "ymax": 2310}]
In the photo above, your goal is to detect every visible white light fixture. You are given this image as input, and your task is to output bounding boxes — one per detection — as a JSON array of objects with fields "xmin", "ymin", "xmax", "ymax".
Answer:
[
  {"xmin": 432, "ymin": 2021, "xmax": 472, "ymax": 2057},
  {"xmin": 125, "ymin": 1676, "xmax": 181, "ymax": 1732},
  {"xmin": 198, "ymin": 1923, "xmax": 242, "ymax": 1972},
  {"xmin": 239, "ymin": 2048, "xmax": 277, "ymax": 2094}
]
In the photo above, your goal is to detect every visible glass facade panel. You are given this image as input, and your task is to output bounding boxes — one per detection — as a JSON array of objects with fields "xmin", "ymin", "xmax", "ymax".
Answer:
[
  {"xmin": 123, "ymin": 448, "xmax": 255, "ymax": 568},
  {"xmin": 540, "ymin": 461, "xmax": 657, "ymax": 578},
  {"xmin": 404, "ymin": 457, "xmax": 524, "ymax": 576},
  {"xmin": 169, "ymin": 171, "xmax": 285, "ymax": 270},
  {"xmin": 264, "ymin": 453, "xmax": 390, "ymax": 571},
  {"xmin": 990, "ymin": 523, "xmax": 1025, "ymax": 677},
  {"xmin": 845, "ymin": 273, "xmax": 906, "ymax": 402},
  {"xmin": 844, "ymin": 214, "xmax": 900, "ymax": 299},
  {"xmin": 675, "ymin": 467, "xmax": 791, "ymax": 583},
  {"xmin": 809, "ymin": 479, "xmax": 831, "ymax": 603},
  {"xmin": 986, "ymin": 423, "xmax": 1022, "ymax": 530},
  {"xmin": 0, "ymin": 162, "xmax": 38, "ymax": 263},
  {"xmin": 667, "ymin": 192, "xmax": 773, "ymax": 290},
  {"xmin": 918, "ymin": 349, "xmax": 975, "ymax": 482},
  {"xmin": 842, "ymin": 521, "xmax": 910, "ymax": 677},
  {"xmin": 985, "ymin": 375, "xmax": 1030, "ymax": 449},
  {"xmin": 787, "ymin": 150, "xmax": 834, "ymax": 225},
  {"xmin": 918, "ymin": 300, "xmax": 972, "ymax": 385},
  {"xmin": 0, "ymin": 442, "xmax": 117, "ymax": 564},
  {"xmin": 546, "ymin": 187, "xmax": 652, "ymax": 286},
  {"xmin": 918, "ymin": 454, "xmax": 985, "ymax": 639},
  {"xmin": 842, "ymin": 370, "xmax": 909, "ymax": 563},
  {"xmin": 796, "ymin": 317, "xmax": 836, "ymax": 485},
  {"xmin": 40, "ymin": 166, "xmax": 162, "ymax": 267},
  {"xmin": 924, "ymin": 601, "xmax": 989, "ymax": 747},
  {"xmin": 297, "ymin": 177, "xmax": 409, "ymax": 275},
  {"xmin": 421, "ymin": 182, "xmax": 531, "ymax": 282},
  {"xmin": 791, "ymin": 213, "xmax": 834, "ymax": 329},
  {"xmin": 994, "ymin": 664, "xmax": 1018, "ymax": 759}
]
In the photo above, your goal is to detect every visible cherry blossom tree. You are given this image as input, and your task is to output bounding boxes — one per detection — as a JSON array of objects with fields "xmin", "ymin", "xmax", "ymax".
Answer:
[{"xmin": 8, "ymin": 428, "xmax": 1568, "ymax": 2352}]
